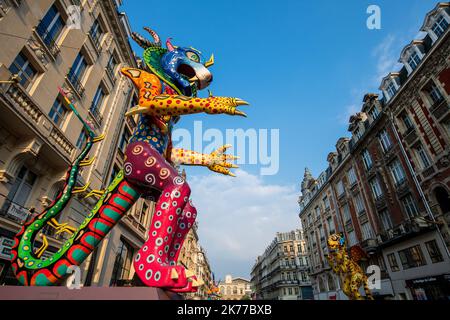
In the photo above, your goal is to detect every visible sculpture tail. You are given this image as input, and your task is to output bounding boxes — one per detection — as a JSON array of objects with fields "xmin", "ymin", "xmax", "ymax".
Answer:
[{"xmin": 11, "ymin": 171, "xmax": 141, "ymax": 286}]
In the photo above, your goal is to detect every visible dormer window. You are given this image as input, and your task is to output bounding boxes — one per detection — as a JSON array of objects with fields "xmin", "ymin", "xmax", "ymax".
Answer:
[
  {"xmin": 380, "ymin": 74, "xmax": 400, "ymax": 102},
  {"xmin": 432, "ymin": 15, "xmax": 449, "ymax": 38},
  {"xmin": 386, "ymin": 81, "xmax": 397, "ymax": 98},
  {"xmin": 368, "ymin": 106, "xmax": 380, "ymax": 120},
  {"xmin": 421, "ymin": 4, "xmax": 450, "ymax": 43},
  {"xmin": 407, "ymin": 51, "xmax": 421, "ymax": 71},
  {"xmin": 354, "ymin": 127, "xmax": 362, "ymax": 139}
]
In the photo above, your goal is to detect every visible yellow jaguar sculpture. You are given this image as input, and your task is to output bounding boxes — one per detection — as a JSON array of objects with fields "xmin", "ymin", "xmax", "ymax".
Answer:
[{"xmin": 325, "ymin": 233, "xmax": 374, "ymax": 300}]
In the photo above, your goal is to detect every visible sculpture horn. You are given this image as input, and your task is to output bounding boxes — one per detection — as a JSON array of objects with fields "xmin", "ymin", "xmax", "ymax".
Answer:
[
  {"xmin": 131, "ymin": 32, "xmax": 152, "ymax": 49},
  {"xmin": 143, "ymin": 27, "xmax": 161, "ymax": 47},
  {"xmin": 205, "ymin": 53, "xmax": 214, "ymax": 68},
  {"xmin": 166, "ymin": 37, "xmax": 175, "ymax": 51}
]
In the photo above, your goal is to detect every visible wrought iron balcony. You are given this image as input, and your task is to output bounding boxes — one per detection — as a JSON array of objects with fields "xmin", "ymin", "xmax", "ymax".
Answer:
[
  {"xmin": 430, "ymin": 99, "xmax": 449, "ymax": 120},
  {"xmin": 35, "ymin": 23, "xmax": 61, "ymax": 58},
  {"xmin": 67, "ymin": 69, "xmax": 85, "ymax": 97},
  {"xmin": 403, "ymin": 127, "xmax": 418, "ymax": 145}
]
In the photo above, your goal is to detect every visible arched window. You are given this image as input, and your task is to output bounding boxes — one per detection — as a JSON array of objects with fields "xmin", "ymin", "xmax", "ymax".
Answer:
[
  {"xmin": 220, "ymin": 286, "xmax": 225, "ymax": 294},
  {"xmin": 327, "ymin": 274, "xmax": 336, "ymax": 291},
  {"xmin": 318, "ymin": 277, "xmax": 326, "ymax": 292},
  {"xmin": 226, "ymin": 286, "xmax": 231, "ymax": 295},
  {"xmin": 233, "ymin": 286, "xmax": 238, "ymax": 294}
]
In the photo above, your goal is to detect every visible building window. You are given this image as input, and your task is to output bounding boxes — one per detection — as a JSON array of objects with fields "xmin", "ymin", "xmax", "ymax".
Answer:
[
  {"xmin": 6, "ymin": 165, "xmax": 37, "ymax": 208},
  {"xmin": 387, "ymin": 253, "xmax": 400, "ymax": 272},
  {"xmin": 369, "ymin": 178, "xmax": 383, "ymax": 200},
  {"xmin": 361, "ymin": 222, "xmax": 374, "ymax": 240},
  {"xmin": 401, "ymin": 113, "xmax": 414, "ymax": 131},
  {"xmin": 307, "ymin": 214, "xmax": 312, "ymax": 225},
  {"xmin": 233, "ymin": 286, "xmax": 237, "ymax": 294},
  {"xmin": 137, "ymin": 202, "xmax": 147, "ymax": 225},
  {"xmin": 398, "ymin": 245, "xmax": 426, "ymax": 269},
  {"xmin": 354, "ymin": 193, "xmax": 365, "ymax": 215},
  {"xmin": 68, "ymin": 52, "xmax": 88, "ymax": 88},
  {"xmin": 327, "ymin": 217, "xmax": 335, "ymax": 234},
  {"xmin": 9, "ymin": 52, "xmax": 37, "ymax": 89},
  {"xmin": 425, "ymin": 240, "xmax": 444, "ymax": 263},
  {"xmin": 106, "ymin": 54, "xmax": 118, "ymax": 79},
  {"xmin": 110, "ymin": 238, "xmax": 134, "ymax": 285},
  {"xmin": 362, "ymin": 149, "xmax": 373, "ymax": 170},
  {"xmin": 314, "ymin": 206, "xmax": 321, "ymax": 219},
  {"xmin": 48, "ymin": 98, "xmax": 67, "ymax": 127},
  {"xmin": 341, "ymin": 203, "xmax": 351, "ymax": 223},
  {"xmin": 323, "ymin": 196, "xmax": 330, "ymax": 210},
  {"xmin": 379, "ymin": 129, "xmax": 392, "ymax": 152},
  {"xmin": 407, "ymin": 51, "xmax": 421, "ymax": 71},
  {"xmin": 431, "ymin": 15, "xmax": 449, "ymax": 38},
  {"xmin": 119, "ymin": 128, "xmax": 131, "ymax": 153},
  {"xmin": 76, "ymin": 130, "xmax": 88, "ymax": 149},
  {"xmin": 369, "ymin": 107, "xmax": 380, "ymax": 120},
  {"xmin": 389, "ymin": 159, "xmax": 406, "ymax": 186},
  {"xmin": 386, "ymin": 81, "xmax": 397, "ymax": 99},
  {"xmin": 354, "ymin": 128, "xmax": 362, "ymax": 139},
  {"xmin": 379, "ymin": 209, "xmax": 393, "ymax": 231},
  {"xmin": 415, "ymin": 145, "xmax": 431, "ymax": 169},
  {"xmin": 347, "ymin": 167, "xmax": 357, "ymax": 185},
  {"xmin": 426, "ymin": 82, "xmax": 444, "ymax": 105},
  {"xmin": 318, "ymin": 225, "xmax": 325, "ymax": 240},
  {"xmin": 36, "ymin": 4, "xmax": 64, "ymax": 47},
  {"xmin": 402, "ymin": 194, "xmax": 419, "ymax": 219},
  {"xmin": 89, "ymin": 19, "xmax": 104, "ymax": 48},
  {"xmin": 347, "ymin": 230, "xmax": 357, "ymax": 246},
  {"xmin": 336, "ymin": 180, "xmax": 345, "ymax": 196},
  {"xmin": 90, "ymin": 85, "xmax": 105, "ymax": 114}
]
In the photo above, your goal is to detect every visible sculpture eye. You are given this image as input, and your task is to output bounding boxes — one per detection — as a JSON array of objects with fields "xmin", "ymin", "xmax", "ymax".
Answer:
[{"xmin": 186, "ymin": 51, "xmax": 200, "ymax": 62}]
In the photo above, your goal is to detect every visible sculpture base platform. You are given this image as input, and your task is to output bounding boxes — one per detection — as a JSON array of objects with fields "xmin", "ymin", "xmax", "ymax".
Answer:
[{"xmin": 0, "ymin": 286, "xmax": 183, "ymax": 300}]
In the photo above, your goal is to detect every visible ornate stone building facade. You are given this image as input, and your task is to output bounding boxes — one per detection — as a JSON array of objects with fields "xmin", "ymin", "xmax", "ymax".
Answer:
[
  {"xmin": 299, "ymin": 2, "xmax": 450, "ymax": 300},
  {"xmin": 0, "ymin": 0, "xmax": 158, "ymax": 286},
  {"xmin": 219, "ymin": 275, "xmax": 252, "ymax": 300},
  {"xmin": 251, "ymin": 229, "xmax": 313, "ymax": 300}
]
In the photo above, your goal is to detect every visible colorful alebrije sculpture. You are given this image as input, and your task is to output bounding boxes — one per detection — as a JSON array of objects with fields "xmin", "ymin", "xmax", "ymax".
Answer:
[
  {"xmin": 10, "ymin": 27, "xmax": 248, "ymax": 293},
  {"xmin": 325, "ymin": 233, "xmax": 374, "ymax": 300}
]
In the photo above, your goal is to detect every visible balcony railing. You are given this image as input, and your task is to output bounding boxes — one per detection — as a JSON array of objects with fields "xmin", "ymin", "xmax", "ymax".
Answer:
[
  {"xmin": 421, "ymin": 165, "xmax": 436, "ymax": 179},
  {"xmin": 430, "ymin": 99, "xmax": 449, "ymax": 120},
  {"xmin": 67, "ymin": 69, "xmax": 85, "ymax": 97},
  {"xmin": 89, "ymin": 107, "xmax": 103, "ymax": 127},
  {"xmin": 403, "ymin": 127, "xmax": 418, "ymax": 145},
  {"xmin": 35, "ymin": 23, "xmax": 61, "ymax": 58}
]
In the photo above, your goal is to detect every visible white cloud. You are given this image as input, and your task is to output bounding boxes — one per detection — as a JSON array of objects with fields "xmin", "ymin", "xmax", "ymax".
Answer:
[
  {"xmin": 371, "ymin": 34, "xmax": 404, "ymax": 85},
  {"xmin": 188, "ymin": 170, "xmax": 300, "ymax": 280}
]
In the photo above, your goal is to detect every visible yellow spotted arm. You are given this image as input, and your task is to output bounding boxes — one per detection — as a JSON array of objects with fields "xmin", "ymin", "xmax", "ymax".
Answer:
[{"xmin": 121, "ymin": 68, "xmax": 248, "ymax": 118}]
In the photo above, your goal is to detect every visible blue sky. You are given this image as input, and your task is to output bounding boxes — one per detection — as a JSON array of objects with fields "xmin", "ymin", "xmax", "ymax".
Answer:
[{"xmin": 121, "ymin": 1, "xmax": 440, "ymax": 280}]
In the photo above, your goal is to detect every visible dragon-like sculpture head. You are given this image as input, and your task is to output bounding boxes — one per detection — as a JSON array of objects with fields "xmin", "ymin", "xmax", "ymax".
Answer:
[
  {"xmin": 327, "ymin": 232, "xmax": 346, "ymax": 251},
  {"xmin": 131, "ymin": 27, "xmax": 214, "ymax": 97}
]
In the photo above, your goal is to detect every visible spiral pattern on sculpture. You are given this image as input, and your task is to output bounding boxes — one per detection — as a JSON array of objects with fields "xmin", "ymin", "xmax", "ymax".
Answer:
[
  {"xmin": 145, "ymin": 173, "xmax": 156, "ymax": 185},
  {"xmin": 124, "ymin": 162, "xmax": 133, "ymax": 175},
  {"xmin": 145, "ymin": 156, "xmax": 156, "ymax": 167},
  {"xmin": 159, "ymin": 168, "xmax": 170, "ymax": 179},
  {"xmin": 132, "ymin": 144, "xmax": 144, "ymax": 155}
]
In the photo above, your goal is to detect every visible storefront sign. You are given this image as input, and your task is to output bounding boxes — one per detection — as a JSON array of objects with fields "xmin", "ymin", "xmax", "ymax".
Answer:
[
  {"xmin": 6, "ymin": 203, "xmax": 29, "ymax": 222},
  {"xmin": 0, "ymin": 237, "xmax": 14, "ymax": 260}
]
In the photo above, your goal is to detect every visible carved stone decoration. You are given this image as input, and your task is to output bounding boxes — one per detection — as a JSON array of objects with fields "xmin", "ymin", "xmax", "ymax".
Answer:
[{"xmin": 27, "ymin": 38, "xmax": 49, "ymax": 66}]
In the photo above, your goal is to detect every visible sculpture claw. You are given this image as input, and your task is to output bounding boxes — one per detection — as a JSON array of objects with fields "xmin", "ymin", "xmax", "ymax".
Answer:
[
  {"xmin": 92, "ymin": 133, "xmax": 106, "ymax": 143},
  {"xmin": 234, "ymin": 110, "xmax": 247, "ymax": 117},
  {"xmin": 35, "ymin": 234, "xmax": 48, "ymax": 258},
  {"xmin": 235, "ymin": 98, "xmax": 249, "ymax": 106},
  {"xmin": 72, "ymin": 182, "xmax": 91, "ymax": 194},
  {"xmin": 125, "ymin": 105, "xmax": 149, "ymax": 117},
  {"xmin": 84, "ymin": 189, "xmax": 105, "ymax": 199},
  {"xmin": 185, "ymin": 269, "xmax": 195, "ymax": 278},
  {"xmin": 171, "ymin": 268, "xmax": 179, "ymax": 280},
  {"xmin": 80, "ymin": 156, "xmax": 96, "ymax": 167}
]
